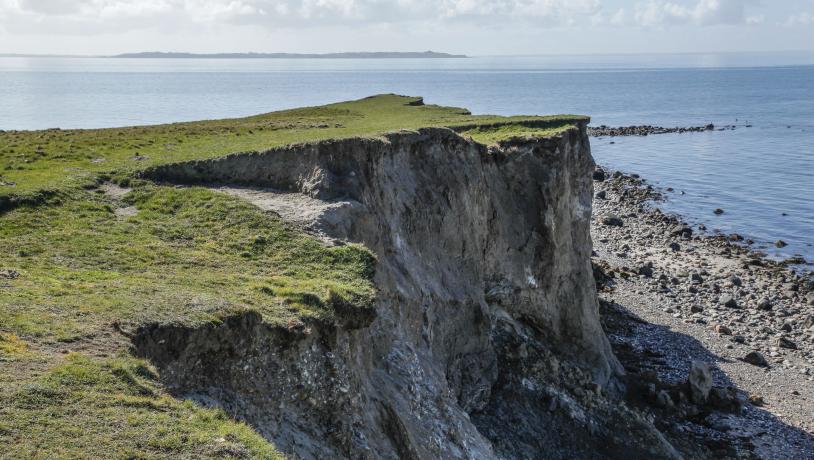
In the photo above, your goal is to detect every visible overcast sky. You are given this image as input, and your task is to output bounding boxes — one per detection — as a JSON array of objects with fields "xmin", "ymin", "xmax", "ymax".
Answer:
[{"xmin": 1, "ymin": 0, "xmax": 813, "ymax": 55}]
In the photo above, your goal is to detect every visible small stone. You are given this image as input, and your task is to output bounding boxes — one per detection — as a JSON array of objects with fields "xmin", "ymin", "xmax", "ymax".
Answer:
[
  {"xmin": 638, "ymin": 263, "xmax": 654, "ymax": 278},
  {"xmin": 688, "ymin": 361, "xmax": 713, "ymax": 404},
  {"xmin": 668, "ymin": 242, "xmax": 681, "ymax": 252},
  {"xmin": 714, "ymin": 208, "xmax": 725, "ymax": 215},
  {"xmin": 776, "ymin": 337, "xmax": 797, "ymax": 350},
  {"xmin": 592, "ymin": 169, "xmax": 606, "ymax": 182},
  {"xmin": 776, "ymin": 240, "xmax": 788, "ymax": 248},
  {"xmin": 748, "ymin": 394, "xmax": 765, "ymax": 406},
  {"xmin": 691, "ymin": 305, "xmax": 704, "ymax": 313},
  {"xmin": 656, "ymin": 390, "xmax": 674, "ymax": 408},
  {"xmin": 719, "ymin": 295, "xmax": 738, "ymax": 309},
  {"xmin": 0, "ymin": 269, "xmax": 19, "ymax": 279},
  {"xmin": 602, "ymin": 215, "xmax": 624, "ymax": 227},
  {"xmin": 757, "ymin": 298, "xmax": 773, "ymax": 311},
  {"xmin": 743, "ymin": 351, "xmax": 768, "ymax": 367},
  {"xmin": 714, "ymin": 324, "xmax": 732, "ymax": 335},
  {"xmin": 671, "ymin": 225, "xmax": 693, "ymax": 238},
  {"xmin": 780, "ymin": 322, "xmax": 793, "ymax": 333},
  {"xmin": 729, "ymin": 275, "xmax": 742, "ymax": 287},
  {"xmin": 595, "ymin": 190, "xmax": 607, "ymax": 200}
]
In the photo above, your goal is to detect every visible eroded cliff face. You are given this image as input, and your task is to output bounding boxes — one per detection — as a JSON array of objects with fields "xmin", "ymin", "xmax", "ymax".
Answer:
[{"xmin": 134, "ymin": 126, "xmax": 679, "ymax": 459}]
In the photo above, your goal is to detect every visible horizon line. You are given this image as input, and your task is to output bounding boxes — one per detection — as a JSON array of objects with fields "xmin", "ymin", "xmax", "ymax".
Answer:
[{"xmin": 2, "ymin": 49, "xmax": 814, "ymax": 59}]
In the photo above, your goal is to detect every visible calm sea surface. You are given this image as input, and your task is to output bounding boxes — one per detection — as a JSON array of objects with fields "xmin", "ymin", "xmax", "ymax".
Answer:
[{"xmin": 1, "ymin": 53, "xmax": 812, "ymax": 266}]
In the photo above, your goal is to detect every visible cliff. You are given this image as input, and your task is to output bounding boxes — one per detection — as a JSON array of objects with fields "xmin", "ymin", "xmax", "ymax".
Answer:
[
  {"xmin": 136, "ymin": 126, "xmax": 678, "ymax": 458},
  {"xmin": 1, "ymin": 96, "xmax": 676, "ymax": 458}
]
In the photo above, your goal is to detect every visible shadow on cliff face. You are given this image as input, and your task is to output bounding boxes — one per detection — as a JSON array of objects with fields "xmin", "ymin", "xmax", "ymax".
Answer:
[{"xmin": 599, "ymin": 298, "xmax": 814, "ymax": 459}]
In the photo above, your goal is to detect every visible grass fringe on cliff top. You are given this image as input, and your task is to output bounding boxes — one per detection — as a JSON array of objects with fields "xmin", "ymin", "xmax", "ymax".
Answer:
[{"xmin": 0, "ymin": 94, "xmax": 585, "ymax": 458}]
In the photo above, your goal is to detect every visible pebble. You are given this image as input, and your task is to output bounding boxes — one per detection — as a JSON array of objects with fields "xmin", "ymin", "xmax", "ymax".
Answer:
[
  {"xmin": 720, "ymin": 295, "xmax": 739, "ymax": 309},
  {"xmin": 0, "ymin": 269, "xmax": 19, "ymax": 279},
  {"xmin": 777, "ymin": 337, "xmax": 797, "ymax": 350},
  {"xmin": 602, "ymin": 215, "xmax": 624, "ymax": 227},
  {"xmin": 714, "ymin": 324, "xmax": 732, "ymax": 335},
  {"xmin": 743, "ymin": 351, "xmax": 769, "ymax": 367}
]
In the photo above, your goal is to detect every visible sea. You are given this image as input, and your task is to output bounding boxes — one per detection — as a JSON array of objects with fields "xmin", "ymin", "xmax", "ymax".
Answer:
[{"xmin": 1, "ymin": 52, "xmax": 812, "ymax": 268}]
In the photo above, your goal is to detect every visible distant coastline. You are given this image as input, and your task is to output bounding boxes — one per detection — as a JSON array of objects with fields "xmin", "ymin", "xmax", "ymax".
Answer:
[
  {"xmin": 112, "ymin": 51, "xmax": 467, "ymax": 59},
  {"xmin": 0, "ymin": 51, "xmax": 467, "ymax": 59}
]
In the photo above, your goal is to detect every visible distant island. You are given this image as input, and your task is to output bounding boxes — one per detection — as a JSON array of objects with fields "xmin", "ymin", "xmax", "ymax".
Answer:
[{"xmin": 111, "ymin": 51, "xmax": 467, "ymax": 59}]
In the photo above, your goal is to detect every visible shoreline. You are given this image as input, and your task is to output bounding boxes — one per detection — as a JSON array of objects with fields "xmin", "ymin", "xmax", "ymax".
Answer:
[
  {"xmin": 587, "ymin": 126, "xmax": 812, "ymax": 273},
  {"xmin": 591, "ymin": 166, "xmax": 814, "ymax": 457}
]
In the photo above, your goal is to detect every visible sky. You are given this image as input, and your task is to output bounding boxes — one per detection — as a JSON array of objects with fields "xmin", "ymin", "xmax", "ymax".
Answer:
[{"xmin": 1, "ymin": 0, "xmax": 813, "ymax": 55}]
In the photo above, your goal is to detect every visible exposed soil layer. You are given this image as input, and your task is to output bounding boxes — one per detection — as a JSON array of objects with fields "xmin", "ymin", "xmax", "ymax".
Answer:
[
  {"xmin": 129, "ymin": 125, "xmax": 813, "ymax": 459},
  {"xmin": 133, "ymin": 126, "xmax": 689, "ymax": 459}
]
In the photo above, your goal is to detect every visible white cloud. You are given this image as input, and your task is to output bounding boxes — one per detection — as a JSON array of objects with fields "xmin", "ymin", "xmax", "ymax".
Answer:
[
  {"xmin": 634, "ymin": 0, "xmax": 759, "ymax": 27},
  {"xmin": 786, "ymin": 11, "xmax": 814, "ymax": 26},
  {"xmin": 0, "ymin": 0, "xmax": 609, "ymax": 34}
]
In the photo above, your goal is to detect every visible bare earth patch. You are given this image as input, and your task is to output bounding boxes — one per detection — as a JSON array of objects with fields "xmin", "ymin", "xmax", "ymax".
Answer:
[{"xmin": 215, "ymin": 186, "xmax": 364, "ymax": 245}]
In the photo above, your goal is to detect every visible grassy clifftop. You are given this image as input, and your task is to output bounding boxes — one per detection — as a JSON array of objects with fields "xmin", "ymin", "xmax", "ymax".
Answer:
[
  {"xmin": 0, "ymin": 94, "xmax": 586, "ymax": 200},
  {"xmin": 0, "ymin": 95, "xmax": 586, "ymax": 458}
]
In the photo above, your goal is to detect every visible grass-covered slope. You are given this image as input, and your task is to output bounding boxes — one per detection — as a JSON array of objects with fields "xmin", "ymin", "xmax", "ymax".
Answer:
[
  {"xmin": 0, "ymin": 95, "xmax": 587, "ymax": 458},
  {"xmin": 0, "ymin": 94, "xmax": 585, "ymax": 201}
]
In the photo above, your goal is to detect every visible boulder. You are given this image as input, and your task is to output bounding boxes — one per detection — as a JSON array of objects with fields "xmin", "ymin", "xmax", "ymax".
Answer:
[{"xmin": 688, "ymin": 361, "xmax": 713, "ymax": 404}]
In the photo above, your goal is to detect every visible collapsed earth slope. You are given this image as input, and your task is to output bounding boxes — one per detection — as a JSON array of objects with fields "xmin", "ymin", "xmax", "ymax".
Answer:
[{"xmin": 1, "ymin": 95, "xmax": 675, "ymax": 458}]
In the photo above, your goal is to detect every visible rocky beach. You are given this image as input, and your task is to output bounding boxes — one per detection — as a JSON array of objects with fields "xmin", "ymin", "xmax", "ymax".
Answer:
[{"xmin": 590, "ymin": 167, "xmax": 814, "ymax": 458}]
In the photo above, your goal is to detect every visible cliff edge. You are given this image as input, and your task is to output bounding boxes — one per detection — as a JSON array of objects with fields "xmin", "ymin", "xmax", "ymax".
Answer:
[
  {"xmin": 1, "ymin": 96, "xmax": 677, "ymax": 458},
  {"xmin": 136, "ymin": 125, "xmax": 677, "ymax": 458}
]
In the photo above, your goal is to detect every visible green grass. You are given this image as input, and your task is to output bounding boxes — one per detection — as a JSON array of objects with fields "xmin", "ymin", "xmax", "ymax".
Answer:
[
  {"xmin": 0, "ymin": 354, "xmax": 282, "ymax": 459},
  {"xmin": 0, "ymin": 185, "xmax": 371, "ymax": 458},
  {"xmin": 0, "ymin": 94, "xmax": 585, "ymax": 458},
  {"xmin": 0, "ymin": 94, "xmax": 585, "ymax": 200},
  {"xmin": 458, "ymin": 120, "xmax": 582, "ymax": 145},
  {"xmin": 0, "ymin": 186, "xmax": 375, "ymax": 342}
]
